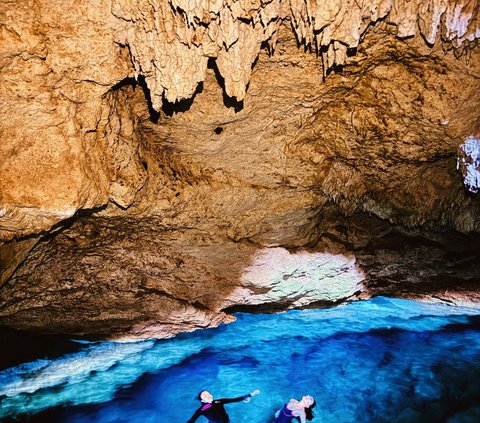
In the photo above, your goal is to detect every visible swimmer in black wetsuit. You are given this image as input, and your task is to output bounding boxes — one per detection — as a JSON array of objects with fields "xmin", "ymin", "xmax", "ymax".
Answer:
[{"xmin": 187, "ymin": 389, "xmax": 260, "ymax": 423}]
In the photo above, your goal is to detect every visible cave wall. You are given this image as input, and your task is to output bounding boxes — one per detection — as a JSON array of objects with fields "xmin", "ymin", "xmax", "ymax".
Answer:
[
  {"xmin": 1, "ymin": 0, "xmax": 127, "ymax": 239},
  {"xmin": 1, "ymin": 0, "xmax": 479, "ymax": 240},
  {"xmin": 1, "ymin": 0, "xmax": 480, "ymax": 338}
]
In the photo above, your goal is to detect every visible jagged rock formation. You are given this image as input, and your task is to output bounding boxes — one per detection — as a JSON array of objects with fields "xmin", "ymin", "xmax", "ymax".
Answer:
[{"xmin": 1, "ymin": 1, "xmax": 480, "ymax": 338}]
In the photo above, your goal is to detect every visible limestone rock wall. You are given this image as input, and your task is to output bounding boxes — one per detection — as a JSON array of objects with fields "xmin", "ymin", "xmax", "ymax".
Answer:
[
  {"xmin": 1, "ymin": 0, "xmax": 130, "ymax": 240},
  {"xmin": 1, "ymin": 0, "xmax": 479, "ymax": 241},
  {"xmin": 1, "ymin": 1, "xmax": 480, "ymax": 338}
]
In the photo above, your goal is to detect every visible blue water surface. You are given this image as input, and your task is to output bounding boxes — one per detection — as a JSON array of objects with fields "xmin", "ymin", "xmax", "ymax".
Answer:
[{"xmin": 1, "ymin": 297, "xmax": 480, "ymax": 422}]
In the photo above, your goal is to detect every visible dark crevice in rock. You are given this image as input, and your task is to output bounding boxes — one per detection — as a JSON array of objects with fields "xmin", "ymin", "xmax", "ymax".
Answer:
[
  {"xmin": 222, "ymin": 294, "xmax": 356, "ymax": 315},
  {"xmin": 355, "ymin": 229, "xmax": 480, "ymax": 301},
  {"xmin": 39, "ymin": 206, "xmax": 108, "ymax": 242},
  {"xmin": 161, "ymin": 82, "xmax": 204, "ymax": 117},
  {"xmin": 223, "ymin": 301, "xmax": 301, "ymax": 314},
  {"xmin": 108, "ymin": 75, "xmax": 160, "ymax": 123},
  {"xmin": 0, "ymin": 326, "xmax": 85, "ymax": 371},
  {"xmin": 0, "ymin": 206, "xmax": 108, "ymax": 288},
  {"xmin": 109, "ymin": 76, "xmax": 138, "ymax": 92}
]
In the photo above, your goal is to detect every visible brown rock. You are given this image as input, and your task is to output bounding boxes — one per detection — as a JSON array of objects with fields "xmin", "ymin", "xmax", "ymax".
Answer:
[{"xmin": 0, "ymin": 1, "xmax": 480, "ymax": 338}]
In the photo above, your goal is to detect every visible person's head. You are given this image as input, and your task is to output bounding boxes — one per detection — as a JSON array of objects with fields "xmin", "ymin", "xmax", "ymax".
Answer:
[
  {"xmin": 300, "ymin": 395, "xmax": 315, "ymax": 420},
  {"xmin": 198, "ymin": 390, "xmax": 214, "ymax": 403},
  {"xmin": 300, "ymin": 395, "xmax": 314, "ymax": 408}
]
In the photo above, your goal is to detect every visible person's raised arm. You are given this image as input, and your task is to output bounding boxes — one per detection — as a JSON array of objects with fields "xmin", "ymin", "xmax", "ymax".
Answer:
[
  {"xmin": 292, "ymin": 408, "xmax": 307, "ymax": 423},
  {"xmin": 299, "ymin": 410, "xmax": 307, "ymax": 423},
  {"xmin": 219, "ymin": 389, "xmax": 260, "ymax": 404},
  {"xmin": 218, "ymin": 395, "xmax": 248, "ymax": 404}
]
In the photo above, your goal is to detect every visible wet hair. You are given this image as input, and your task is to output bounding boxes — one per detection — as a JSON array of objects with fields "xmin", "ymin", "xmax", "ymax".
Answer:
[{"xmin": 305, "ymin": 401, "xmax": 316, "ymax": 421}]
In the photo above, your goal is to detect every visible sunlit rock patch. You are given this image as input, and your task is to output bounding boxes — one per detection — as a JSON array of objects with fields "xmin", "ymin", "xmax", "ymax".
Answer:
[{"xmin": 226, "ymin": 247, "xmax": 364, "ymax": 310}]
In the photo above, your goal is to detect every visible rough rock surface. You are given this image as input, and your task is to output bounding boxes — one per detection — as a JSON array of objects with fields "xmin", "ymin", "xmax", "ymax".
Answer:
[
  {"xmin": 2, "ymin": 0, "xmax": 479, "ymax": 240},
  {"xmin": 1, "ymin": 1, "xmax": 480, "ymax": 338}
]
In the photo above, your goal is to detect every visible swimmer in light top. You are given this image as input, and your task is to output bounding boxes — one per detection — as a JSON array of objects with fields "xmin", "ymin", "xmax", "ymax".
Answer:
[{"xmin": 272, "ymin": 395, "xmax": 316, "ymax": 423}]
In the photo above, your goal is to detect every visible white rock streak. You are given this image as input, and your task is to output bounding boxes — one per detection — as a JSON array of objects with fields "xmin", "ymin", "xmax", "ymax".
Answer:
[{"xmin": 457, "ymin": 136, "xmax": 480, "ymax": 193}]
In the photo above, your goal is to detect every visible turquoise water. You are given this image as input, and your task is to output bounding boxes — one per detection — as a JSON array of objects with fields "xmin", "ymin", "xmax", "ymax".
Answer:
[{"xmin": 1, "ymin": 297, "xmax": 480, "ymax": 422}]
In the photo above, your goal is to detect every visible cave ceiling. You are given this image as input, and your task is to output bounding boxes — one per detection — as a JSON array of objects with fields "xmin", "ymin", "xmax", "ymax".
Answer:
[{"xmin": 0, "ymin": 0, "xmax": 479, "ymax": 338}]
